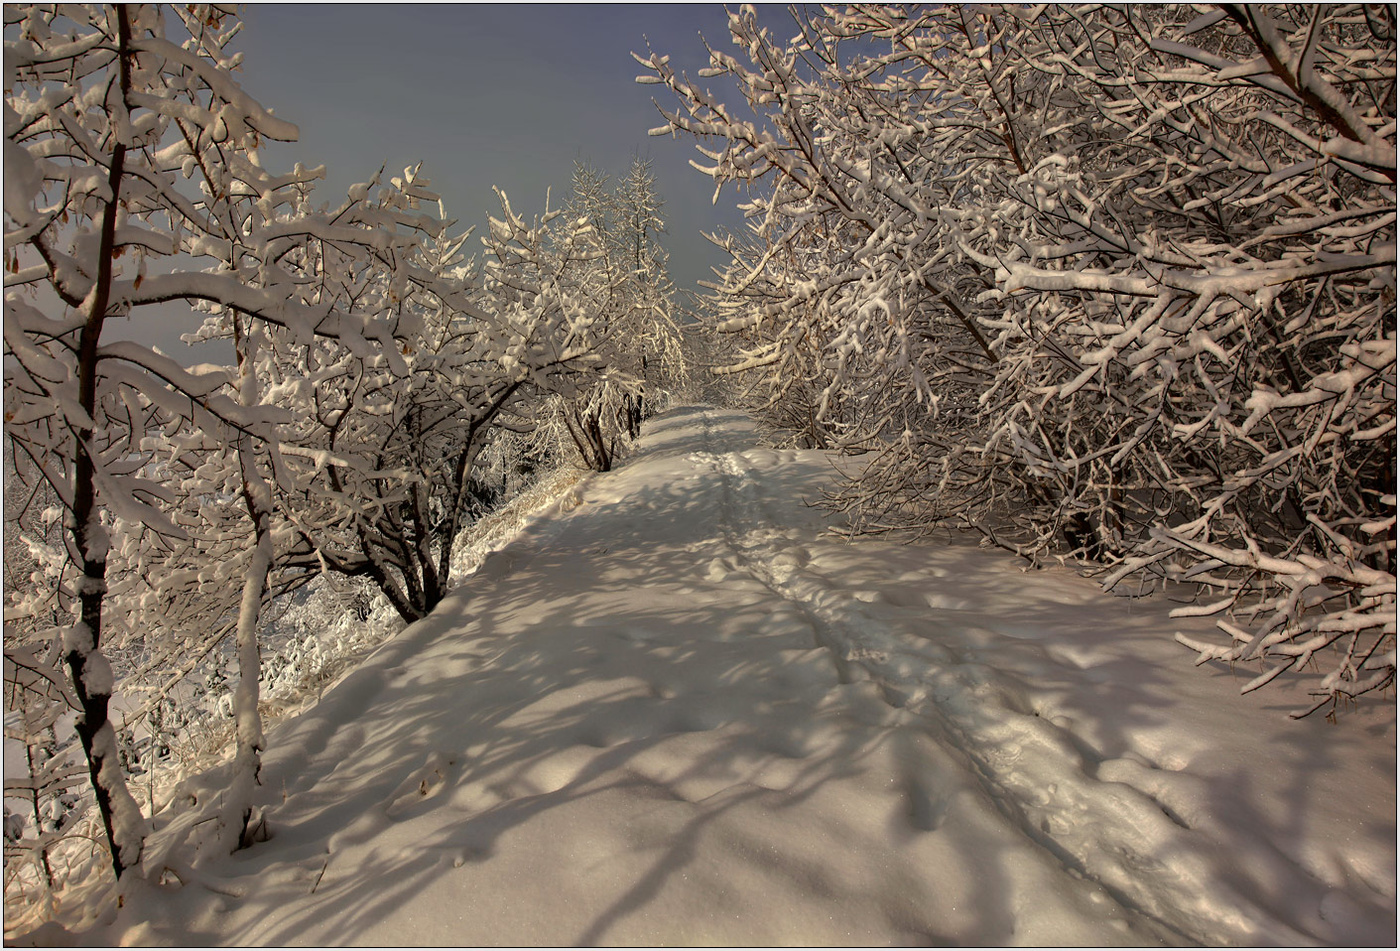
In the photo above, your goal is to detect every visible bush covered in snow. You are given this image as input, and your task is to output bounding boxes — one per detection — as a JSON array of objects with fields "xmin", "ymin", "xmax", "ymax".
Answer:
[{"xmin": 639, "ymin": 4, "xmax": 1396, "ymax": 717}]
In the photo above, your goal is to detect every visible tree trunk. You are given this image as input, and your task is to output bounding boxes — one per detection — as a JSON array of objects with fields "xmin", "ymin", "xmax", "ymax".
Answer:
[
  {"xmin": 65, "ymin": 5, "xmax": 146, "ymax": 880},
  {"xmin": 217, "ymin": 313, "xmax": 272, "ymax": 857}
]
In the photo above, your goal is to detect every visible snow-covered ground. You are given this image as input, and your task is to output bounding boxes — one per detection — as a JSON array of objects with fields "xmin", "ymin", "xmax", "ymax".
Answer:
[{"xmin": 47, "ymin": 406, "xmax": 1397, "ymax": 946}]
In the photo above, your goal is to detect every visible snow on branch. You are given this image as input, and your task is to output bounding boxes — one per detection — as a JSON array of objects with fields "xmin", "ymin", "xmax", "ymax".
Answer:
[{"xmin": 641, "ymin": 2, "xmax": 1396, "ymax": 714}]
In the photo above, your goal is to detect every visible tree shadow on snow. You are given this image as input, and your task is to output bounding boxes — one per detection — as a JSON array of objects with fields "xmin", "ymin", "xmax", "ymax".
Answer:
[{"xmin": 111, "ymin": 405, "xmax": 1394, "ymax": 947}]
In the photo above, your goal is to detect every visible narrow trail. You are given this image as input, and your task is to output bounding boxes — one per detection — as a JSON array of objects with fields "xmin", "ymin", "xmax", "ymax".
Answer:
[
  {"xmin": 88, "ymin": 406, "xmax": 1394, "ymax": 948},
  {"xmin": 690, "ymin": 410, "xmax": 1232, "ymax": 944}
]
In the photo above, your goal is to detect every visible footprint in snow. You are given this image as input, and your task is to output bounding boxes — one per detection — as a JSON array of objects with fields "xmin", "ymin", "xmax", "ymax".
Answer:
[{"xmin": 384, "ymin": 751, "xmax": 455, "ymax": 819}]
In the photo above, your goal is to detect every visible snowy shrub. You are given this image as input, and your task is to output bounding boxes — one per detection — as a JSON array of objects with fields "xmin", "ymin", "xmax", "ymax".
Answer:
[{"xmin": 641, "ymin": 4, "xmax": 1396, "ymax": 716}]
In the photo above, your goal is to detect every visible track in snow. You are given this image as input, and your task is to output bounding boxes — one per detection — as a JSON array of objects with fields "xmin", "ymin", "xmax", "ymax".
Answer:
[{"xmin": 689, "ymin": 410, "xmax": 1259, "ymax": 945}]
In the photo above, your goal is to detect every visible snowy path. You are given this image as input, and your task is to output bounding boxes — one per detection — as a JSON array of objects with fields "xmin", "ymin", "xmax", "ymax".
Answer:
[{"xmin": 104, "ymin": 407, "xmax": 1393, "ymax": 946}]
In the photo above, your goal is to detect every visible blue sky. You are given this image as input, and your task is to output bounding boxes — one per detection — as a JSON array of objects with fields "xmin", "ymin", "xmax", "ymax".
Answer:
[{"xmin": 234, "ymin": 3, "xmax": 760, "ymax": 305}]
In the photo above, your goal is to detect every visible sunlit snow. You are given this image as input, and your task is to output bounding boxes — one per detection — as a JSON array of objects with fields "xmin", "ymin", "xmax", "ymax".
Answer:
[{"xmin": 69, "ymin": 407, "xmax": 1396, "ymax": 946}]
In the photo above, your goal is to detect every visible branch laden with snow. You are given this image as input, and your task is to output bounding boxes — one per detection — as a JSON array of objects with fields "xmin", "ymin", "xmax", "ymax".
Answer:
[{"xmin": 640, "ymin": 3, "xmax": 1396, "ymax": 715}]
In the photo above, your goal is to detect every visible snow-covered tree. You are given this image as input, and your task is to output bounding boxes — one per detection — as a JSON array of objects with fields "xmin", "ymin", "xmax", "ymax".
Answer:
[
  {"xmin": 614, "ymin": 157, "xmax": 688, "ymax": 415},
  {"xmin": 4, "ymin": 2, "xmax": 447, "ymax": 875},
  {"xmin": 548, "ymin": 158, "xmax": 687, "ymax": 471},
  {"xmin": 262, "ymin": 179, "xmax": 601, "ymax": 623},
  {"xmin": 639, "ymin": 4, "xmax": 1396, "ymax": 715}
]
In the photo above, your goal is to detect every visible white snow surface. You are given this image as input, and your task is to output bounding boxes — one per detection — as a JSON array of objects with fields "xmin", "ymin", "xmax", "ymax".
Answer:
[{"xmin": 78, "ymin": 407, "xmax": 1396, "ymax": 946}]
